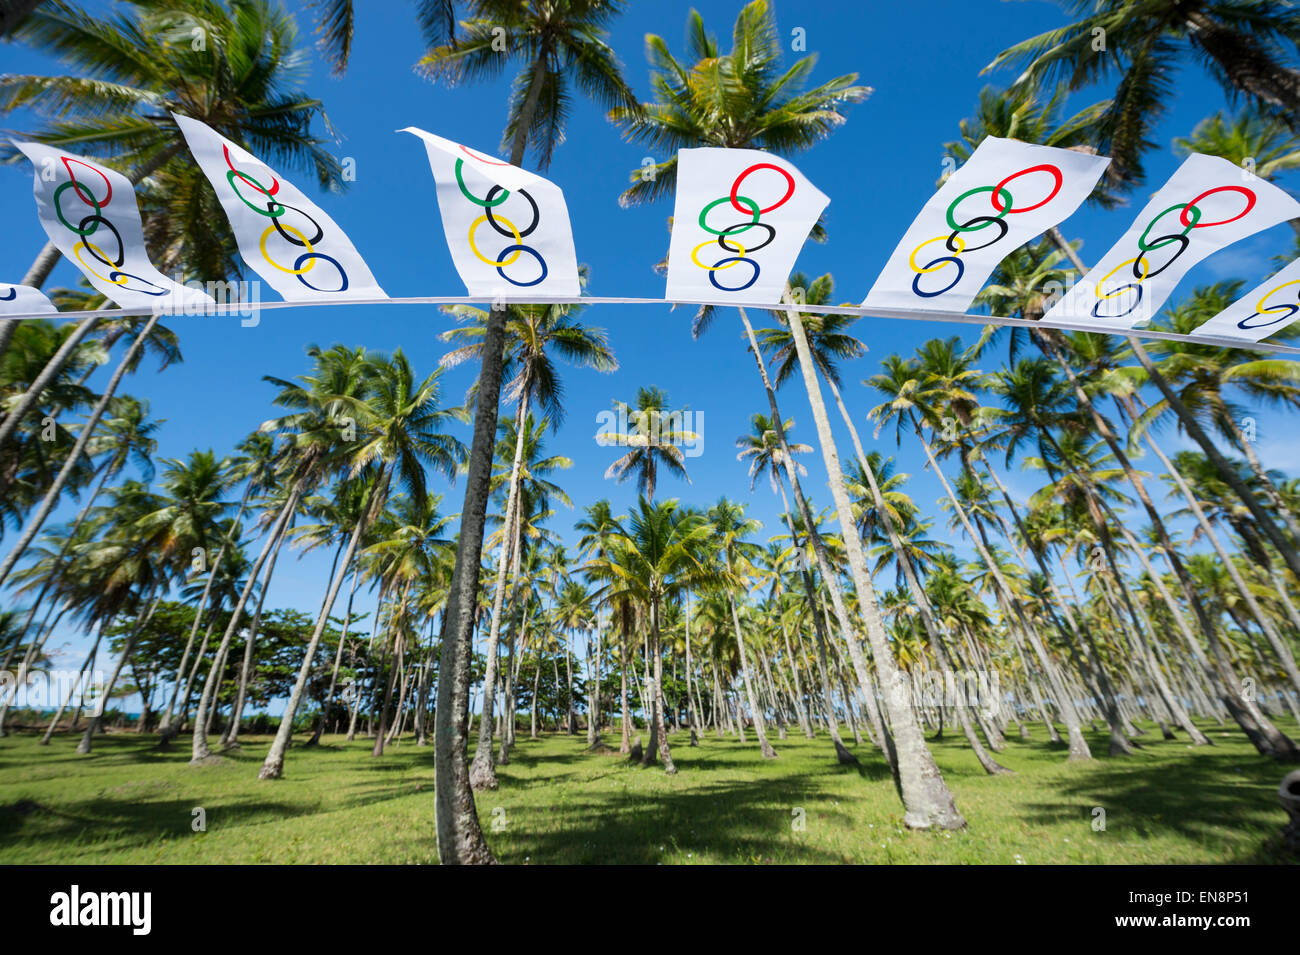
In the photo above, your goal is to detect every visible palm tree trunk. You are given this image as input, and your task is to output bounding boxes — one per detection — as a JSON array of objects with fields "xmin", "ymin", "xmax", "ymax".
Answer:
[
  {"xmin": 0, "ymin": 313, "xmax": 163, "ymax": 591},
  {"xmin": 0, "ymin": 317, "xmax": 103, "ymax": 452},
  {"xmin": 778, "ymin": 300, "xmax": 964, "ymax": 827},
  {"xmin": 1129, "ymin": 338, "xmax": 1300, "ymax": 581},
  {"xmin": 311, "ymin": 562, "xmax": 360, "ymax": 746},
  {"xmin": 726, "ymin": 592, "xmax": 777, "ymax": 758},
  {"xmin": 76, "ymin": 592, "xmax": 159, "ymax": 754},
  {"xmin": 433, "ymin": 304, "xmax": 507, "ymax": 865},
  {"xmin": 260, "ymin": 479, "xmax": 375, "ymax": 778},
  {"xmin": 191, "ymin": 484, "xmax": 301, "ymax": 762},
  {"xmin": 41, "ymin": 620, "xmax": 105, "ymax": 745},
  {"xmin": 160, "ymin": 483, "xmax": 255, "ymax": 737}
]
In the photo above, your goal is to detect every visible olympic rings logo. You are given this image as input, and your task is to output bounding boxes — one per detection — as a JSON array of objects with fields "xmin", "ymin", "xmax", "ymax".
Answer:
[
  {"xmin": 454, "ymin": 146, "xmax": 547, "ymax": 287},
  {"xmin": 51, "ymin": 156, "xmax": 167, "ymax": 297},
  {"xmin": 0, "ymin": 287, "xmax": 15, "ymax": 301},
  {"xmin": 691, "ymin": 163, "xmax": 795, "ymax": 293},
  {"xmin": 908, "ymin": 163, "xmax": 1063, "ymax": 299},
  {"xmin": 1092, "ymin": 185, "xmax": 1257, "ymax": 319},
  {"xmin": 222, "ymin": 144, "xmax": 349, "ymax": 293}
]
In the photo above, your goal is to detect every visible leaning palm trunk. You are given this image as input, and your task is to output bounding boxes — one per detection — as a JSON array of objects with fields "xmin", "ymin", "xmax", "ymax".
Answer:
[
  {"xmin": 469, "ymin": 381, "xmax": 530, "ymax": 789},
  {"xmin": 0, "ymin": 316, "xmax": 103, "ymax": 469},
  {"xmin": 433, "ymin": 305, "xmax": 507, "ymax": 866},
  {"xmin": 77, "ymin": 593, "xmax": 160, "ymax": 754},
  {"xmin": 726, "ymin": 592, "xmax": 777, "ymax": 759},
  {"xmin": 780, "ymin": 298, "xmax": 964, "ymax": 828},
  {"xmin": 260, "ymin": 483, "xmax": 374, "ymax": 778},
  {"xmin": 1128, "ymin": 339, "xmax": 1300, "ymax": 582},
  {"xmin": 310, "ymin": 563, "xmax": 360, "ymax": 746},
  {"xmin": 225, "ymin": 514, "xmax": 295, "ymax": 749},
  {"xmin": 160, "ymin": 482, "xmax": 256, "ymax": 738},
  {"xmin": 825, "ymin": 377, "xmax": 1008, "ymax": 773},
  {"xmin": 190, "ymin": 485, "xmax": 301, "ymax": 762},
  {"xmin": 41, "ymin": 621, "xmax": 106, "ymax": 744},
  {"xmin": 0, "ymin": 313, "xmax": 163, "ymax": 591},
  {"xmin": 736, "ymin": 307, "xmax": 884, "ymax": 763}
]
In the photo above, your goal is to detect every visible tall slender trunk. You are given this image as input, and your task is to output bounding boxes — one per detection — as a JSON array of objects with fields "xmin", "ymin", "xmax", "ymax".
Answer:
[
  {"xmin": 161, "ymin": 483, "xmax": 255, "ymax": 737},
  {"xmin": 260, "ymin": 478, "xmax": 375, "ymax": 778},
  {"xmin": 778, "ymin": 299, "xmax": 964, "ymax": 828},
  {"xmin": 191, "ymin": 485, "xmax": 301, "ymax": 762},
  {"xmin": 76, "ymin": 593, "xmax": 160, "ymax": 754},
  {"xmin": 434, "ymin": 305, "xmax": 507, "ymax": 866},
  {"xmin": 726, "ymin": 590, "xmax": 777, "ymax": 758},
  {"xmin": 223, "ymin": 510, "xmax": 293, "ymax": 749},
  {"xmin": 0, "ymin": 313, "xmax": 163, "ymax": 590}
]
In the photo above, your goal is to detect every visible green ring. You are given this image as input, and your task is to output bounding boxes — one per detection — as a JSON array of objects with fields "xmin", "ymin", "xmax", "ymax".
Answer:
[
  {"xmin": 699, "ymin": 195, "xmax": 760, "ymax": 235},
  {"xmin": 946, "ymin": 186, "xmax": 1012, "ymax": 233},
  {"xmin": 53, "ymin": 181, "xmax": 102, "ymax": 235},
  {"xmin": 1138, "ymin": 203, "xmax": 1199, "ymax": 253},
  {"xmin": 455, "ymin": 159, "xmax": 510, "ymax": 207},
  {"xmin": 226, "ymin": 169, "xmax": 284, "ymax": 217}
]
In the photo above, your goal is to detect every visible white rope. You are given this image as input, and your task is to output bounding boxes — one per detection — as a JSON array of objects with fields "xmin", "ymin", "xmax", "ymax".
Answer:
[{"xmin": 5, "ymin": 294, "xmax": 1297, "ymax": 356}]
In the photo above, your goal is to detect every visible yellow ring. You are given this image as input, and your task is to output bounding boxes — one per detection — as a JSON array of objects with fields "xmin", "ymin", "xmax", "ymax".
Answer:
[
  {"xmin": 1096, "ymin": 256, "xmax": 1149, "ymax": 300},
  {"xmin": 691, "ymin": 238, "xmax": 746, "ymax": 270},
  {"xmin": 260, "ymin": 224, "xmax": 317, "ymax": 275},
  {"xmin": 74, "ymin": 242, "xmax": 128, "ymax": 285},
  {"xmin": 1257, "ymin": 279, "xmax": 1300, "ymax": 315},
  {"xmin": 909, "ymin": 235, "xmax": 965, "ymax": 274},
  {"xmin": 468, "ymin": 215, "xmax": 522, "ymax": 267}
]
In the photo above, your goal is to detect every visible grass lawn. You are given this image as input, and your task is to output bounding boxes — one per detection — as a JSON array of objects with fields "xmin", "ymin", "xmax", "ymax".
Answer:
[{"xmin": 0, "ymin": 719, "xmax": 1295, "ymax": 864}]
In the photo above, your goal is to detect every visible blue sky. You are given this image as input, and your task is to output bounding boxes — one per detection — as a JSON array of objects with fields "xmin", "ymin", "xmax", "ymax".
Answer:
[{"xmin": 4, "ymin": 0, "xmax": 1299, "ymax": 707}]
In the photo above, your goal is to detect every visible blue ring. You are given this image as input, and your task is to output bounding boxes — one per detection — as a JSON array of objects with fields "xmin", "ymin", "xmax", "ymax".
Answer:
[
  {"xmin": 1238, "ymin": 303, "xmax": 1300, "ymax": 330},
  {"xmin": 707, "ymin": 256, "xmax": 760, "ymax": 292},
  {"xmin": 1091, "ymin": 283, "xmax": 1143, "ymax": 319},
  {"xmin": 496, "ymin": 244, "xmax": 547, "ymax": 287},
  {"xmin": 294, "ymin": 252, "xmax": 350, "ymax": 293},
  {"xmin": 108, "ymin": 272, "xmax": 168, "ymax": 296},
  {"xmin": 911, "ymin": 256, "xmax": 964, "ymax": 298}
]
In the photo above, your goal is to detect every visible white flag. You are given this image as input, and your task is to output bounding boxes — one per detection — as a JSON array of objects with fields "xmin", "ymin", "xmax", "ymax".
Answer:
[
  {"xmin": 15, "ymin": 142, "xmax": 213, "ymax": 311},
  {"xmin": 863, "ymin": 137, "xmax": 1109, "ymax": 313},
  {"xmin": 1044, "ymin": 154, "xmax": 1300, "ymax": 329},
  {"xmin": 1190, "ymin": 257, "xmax": 1300, "ymax": 343},
  {"xmin": 0, "ymin": 283, "xmax": 57, "ymax": 316},
  {"xmin": 665, "ymin": 148, "xmax": 827, "ymax": 305},
  {"xmin": 174, "ymin": 114, "xmax": 385, "ymax": 301},
  {"xmin": 401, "ymin": 128, "xmax": 580, "ymax": 297}
]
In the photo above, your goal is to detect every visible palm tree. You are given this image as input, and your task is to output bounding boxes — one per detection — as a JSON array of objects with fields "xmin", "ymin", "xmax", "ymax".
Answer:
[
  {"xmin": 616, "ymin": 4, "xmax": 933, "ymax": 796},
  {"xmin": 985, "ymin": 0, "xmax": 1300, "ymax": 183},
  {"xmin": 0, "ymin": 0, "xmax": 345, "ymax": 362},
  {"xmin": 440, "ymin": 301, "xmax": 611, "ymax": 789},
  {"xmin": 610, "ymin": 0, "xmax": 870, "ymax": 205},
  {"xmin": 706, "ymin": 498, "xmax": 777, "ymax": 758},
  {"xmin": 418, "ymin": 0, "xmax": 637, "ymax": 171},
  {"xmin": 585, "ymin": 496, "xmax": 715, "ymax": 773},
  {"xmin": 258, "ymin": 350, "xmax": 465, "ymax": 777},
  {"xmin": 598, "ymin": 385, "xmax": 694, "ymax": 501},
  {"xmin": 419, "ymin": 2, "xmax": 635, "ymax": 857}
]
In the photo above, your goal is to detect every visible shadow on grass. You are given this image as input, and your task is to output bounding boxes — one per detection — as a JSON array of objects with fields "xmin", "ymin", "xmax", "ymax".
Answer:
[
  {"xmin": 0, "ymin": 792, "xmax": 314, "ymax": 851},
  {"xmin": 1019, "ymin": 749, "xmax": 1293, "ymax": 863},
  {"xmin": 487, "ymin": 773, "xmax": 857, "ymax": 864}
]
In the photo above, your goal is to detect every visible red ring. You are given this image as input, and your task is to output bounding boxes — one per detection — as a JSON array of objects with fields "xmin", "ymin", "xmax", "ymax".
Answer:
[
  {"xmin": 1180, "ymin": 186, "xmax": 1256, "ymax": 228},
  {"xmin": 990, "ymin": 164, "xmax": 1062, "ymax": 214},
  {"xmin": 459, "ymin": 144, "xmax": 511, "ymax": 166},
  {"xmin": 61, "ymin": 157, "xmax": 112, "ymax": 207},
  {"xmin": 223, "ymin": 144, "xmax": 280, "ymax": 198},
  {"xmin": 729, "ymin": 162, "xmax": 796, "ymax": 215}
]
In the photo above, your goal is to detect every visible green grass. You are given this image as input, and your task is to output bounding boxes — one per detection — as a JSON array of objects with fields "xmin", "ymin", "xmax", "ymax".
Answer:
[{"xmin": 0, "ymin": 718, "xmax": 1295, "ymax": 864}]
